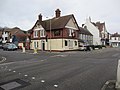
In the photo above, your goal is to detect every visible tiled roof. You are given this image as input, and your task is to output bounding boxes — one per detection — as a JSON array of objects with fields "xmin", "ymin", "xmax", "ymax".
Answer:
[
  {"xmin": 95, "ymin": 22, "xmax": 105, "ymax": 32},
  {"xmin": 111, "ymin": 33, "xmax": 120, "ymax": 37},
  {"xmin": 0, "ymin": 27, "xmax": 3, "ymax": 37},
  {"xmin": 79, "ymin": 27, "xmax": 93, "ymax": 36},
  {"xmin": 43, "ymin": 15, "xmax": 73, "ymax": 30},
  {"xmin": 1, "ymin": 27, "xmax": 27, "ymax": 42},
  {"xmin": 31, "ymin": 14, "xmax": 78, "ymax": 31},
  {"xmin": 2, "ymin": 27, "xmax": 26, "ymax": 36},
  {"xmin": 91, "ymin": 21, "xmax": 106, "ymax": 32},
  {"xmin": 0, "ymin": 30, "xmax": 2, "ymax": 37},
  {"xmin": 10, "ymin": 27, "xmax": 25, "ymax": 35}
]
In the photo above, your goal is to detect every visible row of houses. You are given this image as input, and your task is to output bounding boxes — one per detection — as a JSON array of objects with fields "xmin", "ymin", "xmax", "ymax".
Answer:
[
  {"xmin": 110, "ymin": 33, "xmax": 120, "ymax": 47},
  {"xmin": 0, "ymin": 9, "xmax": 120, "ymax": 51},
  {"xmin": 0, "ymin": 27, "xmax": 30, "ymax": 49}
]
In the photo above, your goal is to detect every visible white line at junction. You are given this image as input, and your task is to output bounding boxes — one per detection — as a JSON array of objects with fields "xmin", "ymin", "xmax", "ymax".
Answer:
[{"xmin": 0, "ymin": 57, "xmax": 6, "ymax": 64}]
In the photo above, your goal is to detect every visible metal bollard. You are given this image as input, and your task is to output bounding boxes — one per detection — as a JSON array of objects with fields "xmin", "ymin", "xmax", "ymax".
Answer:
[
  {"xmin": 34, "ymin": 48, "xmax": 37, "ymax": 54},
  {"xmin": 22, "ymin": 47, "xmax": 25, "ymax": 53},
  {"xmin": 116, "ymin": 59, "xmax": 120, "ymax": 90}
]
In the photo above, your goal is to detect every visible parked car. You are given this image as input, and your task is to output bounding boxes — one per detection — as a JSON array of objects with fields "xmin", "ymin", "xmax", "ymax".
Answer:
[
  {"xmin": 79, "ymin": 45, "xmax": 86, "ymax": 51},
  {"xmin": 85, "ymin": 46, "xmax": 91, "ymax": 51},
  {"xmin": 3, "ymin": 43, "xmax": 18, "ymax": 51}
]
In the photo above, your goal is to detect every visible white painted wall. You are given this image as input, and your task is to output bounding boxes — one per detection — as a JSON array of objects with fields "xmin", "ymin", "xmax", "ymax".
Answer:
[
  {"xmin": 2, "ymin": 32, "xmax": 9, "ymax": 43},
  {"xmin": 65, "ymin": 18, "xmax": 79, "ymax": 30},
  {"xmin": 31, "ymin": 39, "xmax": 79, "ymax": 51},
  {"xmin": 110, "ymin": 37, "xmax": 120, "ymax": 47},
  {"xmin": 84, "ymin": 19, "xmax": 101, "ymax": 45}
]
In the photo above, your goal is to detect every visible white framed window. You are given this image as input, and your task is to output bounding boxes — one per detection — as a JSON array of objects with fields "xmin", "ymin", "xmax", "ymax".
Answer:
[
  {"xmin": 81, "ymin": 34, "xmax": 83, "ymax": 39},
  {"xmin": 83, "ymin": 34, "xmax": 85, "ymax": 40},
  {"xmin": 40, "ymin": 29, "xmax": 45, "ymax": 37},
  {"xmin": 74, "ymin": 41, "xmax": 77, "ymax": 46},
  {"xmin": 34, "ymin": 31, "xmax": 38, "ymax": 38},
  {"xmin": 69, "ymin": 29, "xmax": 74, "ymax": 36},
  {"xmin": 54, "ymin": 30, "xmax": 61, "ymax": 36},
  {"xmin": 69, "ymin": 40, "xmax": 73, "ymax": 48},
  {"xmin": 65, "ymin": 40, "xmax": 68, "ymax": 46},
  {"xmin": 34, "ymin": 41, "xmax": 39, "ymax": 49},
  {"xmin": 118, "ymin": 37, "xmax": 120, "ymax": 41}
]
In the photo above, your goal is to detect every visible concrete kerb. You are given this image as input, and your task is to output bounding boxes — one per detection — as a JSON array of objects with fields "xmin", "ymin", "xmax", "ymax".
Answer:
[
  {"xmin": 101, "ymin": 80, "xmax": 116, "ymax": 90},
  {"xmin": 20, "ymin": 49, "xmax": 58, "ymax": 54}
]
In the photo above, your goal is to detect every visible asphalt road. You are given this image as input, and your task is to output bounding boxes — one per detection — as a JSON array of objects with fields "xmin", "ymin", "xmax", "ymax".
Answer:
[{"xmin": 0, "ymin": 48, "xmax": 120, "ymax": 90}]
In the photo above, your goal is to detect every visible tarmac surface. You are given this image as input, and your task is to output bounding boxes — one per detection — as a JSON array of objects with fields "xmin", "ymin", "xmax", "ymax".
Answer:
[{"xmin": 0, "ymin": 48, "xmax": 120, "ymax": 90}]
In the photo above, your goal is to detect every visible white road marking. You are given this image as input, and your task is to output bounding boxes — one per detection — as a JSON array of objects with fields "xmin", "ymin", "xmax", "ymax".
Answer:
[
  {"xmin": 9, "ymin": 69, "xmax": 11, "ymax": 71},
  {"xmin": 51, "ymin": 55, "xmax": 67, "ymax": 57},
  {"xmin": 13, "ymin": 71, "xmax": 16, "ymax": 72},
  {"xmin": 24, "ymin": 75, "xmax": 28, "ymax": 77},
  {"xmin": 41, "ymin": 80, "xmax": 45, "ymax": 83},
  {"xmin": 0, "ymin": 62, "xmax": 15, "ymax": 66},
  {"xmin": 32, "ymin": 77, "xmax": 35, "ymax": 80},
  {"xmin": 54, "ymin": 85, "xmax": 58, "ymax": 88},
  {"xmin": 0, "ymin": 57, "xmax": 6, "ymax": 63},
  {"xmin": 0, "ymin": 59, "xmax": 46, "ymax": 66},
  {"xmin": 112, "ymin": 53, "xmax": 119, "ymax": 57}
]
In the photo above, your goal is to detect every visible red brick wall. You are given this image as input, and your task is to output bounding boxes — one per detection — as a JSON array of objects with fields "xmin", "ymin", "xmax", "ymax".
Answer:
[{"xmin": 30, "ymin": 28, "xmax": 79, "ymax": 40}]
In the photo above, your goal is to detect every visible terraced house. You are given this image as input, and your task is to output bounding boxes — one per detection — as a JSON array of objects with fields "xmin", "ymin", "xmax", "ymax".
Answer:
[
  {"xmin": 0, "ymin": 27, "xmax": 28, "ymax": 49},
  {"xmin": 30, "ymin": 9, "xmax": 80, "ymax": 51},
  {"xmin": 95, "ymin": 22, "xmax": 110, "ymax": 46},
  {"xmin": 110, "ymin": 32, "xmax": 120, "ymax": 47},
  {"xmin": 82, "ymin": 17, "xmax": 102, "ymax": 45},
  {"xmin": 79, "ymin": 27, "xmax": 93, "ymax": 46}
]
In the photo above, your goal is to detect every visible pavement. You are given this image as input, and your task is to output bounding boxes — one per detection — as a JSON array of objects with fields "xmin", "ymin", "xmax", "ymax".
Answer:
[{"xmin": 101, "ymin": 80, "xmax": 116, "ymax": 90}]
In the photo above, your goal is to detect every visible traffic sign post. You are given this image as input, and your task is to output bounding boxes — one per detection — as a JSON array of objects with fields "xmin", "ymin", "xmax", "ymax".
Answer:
[
  {"xmin": 22, "ymin": 47, "xmax": 25, "ymax": 53},
  {"xmin": 116, "ymin": 59, "xmax": 120, "ymax": 90}
]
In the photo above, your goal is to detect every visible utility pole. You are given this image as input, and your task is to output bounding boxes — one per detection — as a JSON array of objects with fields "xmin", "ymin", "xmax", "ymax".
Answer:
[{"xmin": 50, "ymin": 18, "xmax": 51, "ymax": 53}]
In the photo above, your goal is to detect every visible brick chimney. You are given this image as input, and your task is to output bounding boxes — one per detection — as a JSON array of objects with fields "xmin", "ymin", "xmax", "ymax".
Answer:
[
  {"xmin": 38, "ymin": 14, "xmax": 42, "ymax": 22},
  {"xmin": 55, "ymin": 9, "xmax": 61, "ymax": 18}
]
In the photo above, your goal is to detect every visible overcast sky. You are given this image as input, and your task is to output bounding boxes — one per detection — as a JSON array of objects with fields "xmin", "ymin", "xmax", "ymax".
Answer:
[{"xmin": 0, "ymin": 0, "xmax": 120, "ymax": 33}]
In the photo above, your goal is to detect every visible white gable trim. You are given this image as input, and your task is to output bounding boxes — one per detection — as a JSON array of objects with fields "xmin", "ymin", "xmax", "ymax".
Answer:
[
  {"xmin": 34, "ymin": 28, "xmax": 40, "ymax": 31},
  {"xmin": 65, "ymin": 18, "xmax": 79, "ymax": 30},
  {"xmin": 65, "ymin": 26, "xmax": 78, "ymax": 30},
  {"xmin": 34, "ymin": 25, "xmax": 44, "ymax": 31}
]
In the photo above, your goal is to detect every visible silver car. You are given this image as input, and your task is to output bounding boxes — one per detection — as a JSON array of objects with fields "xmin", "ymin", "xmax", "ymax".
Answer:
[{"xmin": 3, "ymin": 43, "xmax": 18, "ymax": 51}]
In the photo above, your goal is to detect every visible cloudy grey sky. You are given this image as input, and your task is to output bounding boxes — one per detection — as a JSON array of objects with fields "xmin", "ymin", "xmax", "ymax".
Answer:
[{"xmin": 0, "ymin": 0, "xmax": 120, "ymax": 33}]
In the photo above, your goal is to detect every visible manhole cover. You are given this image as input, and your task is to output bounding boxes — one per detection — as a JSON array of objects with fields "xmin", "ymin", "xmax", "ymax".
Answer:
[{"xmin": 0, "ymin": 78, "xmax": 31, "ymax": 90}]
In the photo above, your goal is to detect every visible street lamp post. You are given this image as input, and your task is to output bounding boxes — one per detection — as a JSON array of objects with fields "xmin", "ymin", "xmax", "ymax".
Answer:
[
  {"xmin": 49, "ymin": 18, "xmax": 51, "ymax": 53},
  {"xmin": 46, "ymin": 17, "xmax": 52, "ymax": 53}
]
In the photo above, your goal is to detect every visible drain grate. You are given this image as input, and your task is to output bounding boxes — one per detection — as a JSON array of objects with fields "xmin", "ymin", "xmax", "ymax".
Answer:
[{"xmin": 0, "ymin": 79, "xmax": 31, "ymax": 90}]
